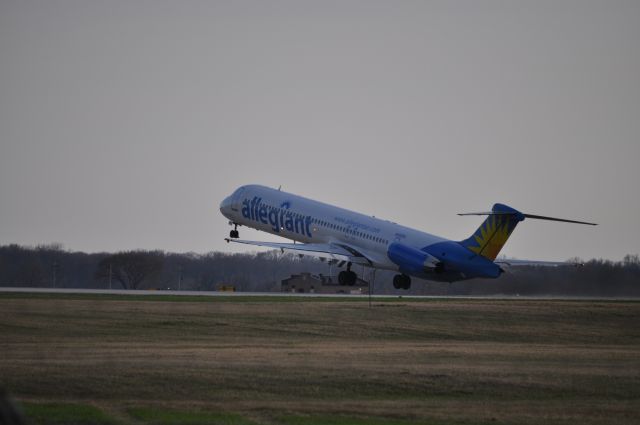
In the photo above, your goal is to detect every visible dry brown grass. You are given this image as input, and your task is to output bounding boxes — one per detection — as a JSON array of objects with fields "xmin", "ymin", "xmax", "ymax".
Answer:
[{"xmin": 1, "ymin": 295, "xmax": 639, "ymax": 424}]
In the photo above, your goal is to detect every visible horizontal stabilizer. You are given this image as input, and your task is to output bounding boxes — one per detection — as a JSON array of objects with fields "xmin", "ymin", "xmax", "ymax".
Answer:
[
  {"xmin": 458, "ymin": 211, "xmax": 597, "ymax": 226},
  {"xmin": 521, "ymin": 214, "xmax": 597, "ymax": 226},
  {"xmin": 458, "ymin": 211, "xmax": 512, "ymax": 216}
]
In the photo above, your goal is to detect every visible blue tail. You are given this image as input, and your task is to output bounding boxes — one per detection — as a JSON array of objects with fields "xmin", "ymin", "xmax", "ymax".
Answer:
[{"xmin": 460, "ymin": 204, "xmax": 525, "ymax": 261}]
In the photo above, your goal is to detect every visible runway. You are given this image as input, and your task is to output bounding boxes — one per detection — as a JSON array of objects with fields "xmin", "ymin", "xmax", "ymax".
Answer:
[{"xmin": 0, "ymin": 286, "xmax": 637, "ymax": 301}]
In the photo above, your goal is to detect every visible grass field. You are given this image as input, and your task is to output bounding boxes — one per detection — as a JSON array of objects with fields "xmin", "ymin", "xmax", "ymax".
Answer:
[{"xmin": 1, "ymin": 293, "xmax": 639, "ymax": 424}]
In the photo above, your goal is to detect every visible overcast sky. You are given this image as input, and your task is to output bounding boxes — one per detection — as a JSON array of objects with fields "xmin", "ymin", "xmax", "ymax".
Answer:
[{"xmin": 1, "ymin": 0, "xmax": 638, "ymax": 261}]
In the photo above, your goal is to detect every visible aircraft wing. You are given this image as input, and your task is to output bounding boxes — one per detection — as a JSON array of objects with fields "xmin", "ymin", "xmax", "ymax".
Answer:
[
  {"xmin": 495, "ymin": 259, "xmax": 583, "ymax": 267},
  {"xmin": 224, "ymin": 238, "xmax": 372, "ymax": 265}
]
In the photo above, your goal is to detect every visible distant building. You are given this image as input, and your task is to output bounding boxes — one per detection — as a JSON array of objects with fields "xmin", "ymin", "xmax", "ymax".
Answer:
[{"xmin": 281, "ymin": 272, "xmax": 368, "ymax": 294}]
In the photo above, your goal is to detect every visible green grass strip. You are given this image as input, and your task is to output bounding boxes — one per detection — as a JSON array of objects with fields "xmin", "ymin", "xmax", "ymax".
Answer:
[
  {"xmin": 22, "ymin": 402, "xmax": 116, "ymax": 425},
  {"xmin": 279, "ymin": 414, "xmax": 496, "ymax": 425},
  {"xmin": 127, "ymin": 407, "xmax": 257, "ymax": 425}
]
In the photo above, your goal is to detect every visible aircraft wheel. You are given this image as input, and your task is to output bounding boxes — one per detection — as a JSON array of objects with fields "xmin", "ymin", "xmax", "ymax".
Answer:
[
  {"xmin": 347, "ymin": 271, "xmax": 357, "ymax": 286},
  {"xmin": 229, "ymin": 229, "xmax": 239, "ymax": 238},
  {"xmin": 402, "ymin": 275, "xmax": 411, "ymax": 290},
  {"xmin": 393, "ymin": 274, "xmax": 403, "ymax": 289},
  {"xmin": 393, "ymin": 274, "xmax": 411, "ymax": 290},
  {"xmin": 338, "ymin": 271, "xmax": 349, "ymax": 286}
]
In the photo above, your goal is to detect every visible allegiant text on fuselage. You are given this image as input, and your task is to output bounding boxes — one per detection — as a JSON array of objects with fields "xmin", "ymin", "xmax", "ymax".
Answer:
[{"xmin": 241, "ymin": 197, "xmax": 312, "ymax": 237}]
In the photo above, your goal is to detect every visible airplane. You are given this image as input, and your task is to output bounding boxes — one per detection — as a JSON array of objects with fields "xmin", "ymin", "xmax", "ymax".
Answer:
[{"xmin": 219, "ymin": 184, "xmax": 596, "ymax": 290}]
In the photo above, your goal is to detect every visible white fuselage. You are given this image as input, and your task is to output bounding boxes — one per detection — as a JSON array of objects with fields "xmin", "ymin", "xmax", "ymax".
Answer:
[{"xmin": 219, "ymin": 184, "xmax": 446, "ymax": 271}]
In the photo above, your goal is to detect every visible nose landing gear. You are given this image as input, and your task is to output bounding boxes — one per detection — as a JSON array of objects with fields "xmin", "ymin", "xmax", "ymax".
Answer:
[{"xmin": 229, "ymin": 223, "xmax": 239, "ymax": 239}]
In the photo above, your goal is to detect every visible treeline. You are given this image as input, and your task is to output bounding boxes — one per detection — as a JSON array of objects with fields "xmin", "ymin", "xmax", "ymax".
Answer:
[
  {"xmin": 0, "ymin": 244, "xmax": 638, "ymax": 296},
  {"xmin": 423, "ymin": 255, "xmax": 640, "ymax": 297},
  {"xmin": 0, "ymin": 244, "xmax": 327, "ymax": 292}
]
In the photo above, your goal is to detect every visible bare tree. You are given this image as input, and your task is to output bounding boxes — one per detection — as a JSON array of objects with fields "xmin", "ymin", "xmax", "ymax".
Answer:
[{"xmin": 95, "ymin": 251, "xmax": 164, "ymax": 289}]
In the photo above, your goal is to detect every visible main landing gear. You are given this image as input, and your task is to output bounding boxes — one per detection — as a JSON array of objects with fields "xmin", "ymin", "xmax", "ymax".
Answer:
[
  {"xmin": 393, "ymin": 274, "xmax": 411, "ymax": 290},
  {"xmin": 338, "ymin": 262, "xmax": 357, "ymax": 286},
  {"xmin": 229, "ymin": 223, "xmax": 239, "ymax": 239}
]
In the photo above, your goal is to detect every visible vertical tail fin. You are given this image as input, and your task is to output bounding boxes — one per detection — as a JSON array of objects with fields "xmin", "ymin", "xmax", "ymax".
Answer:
[{"xmin": 459, "ymin": 204, "xmax": 525, "ymax": 260}]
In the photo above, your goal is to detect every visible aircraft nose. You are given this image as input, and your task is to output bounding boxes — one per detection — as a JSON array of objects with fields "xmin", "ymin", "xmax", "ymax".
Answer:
[{"xmin": 219, "ymin": 195, "xmax": 233, "ymax": 216}]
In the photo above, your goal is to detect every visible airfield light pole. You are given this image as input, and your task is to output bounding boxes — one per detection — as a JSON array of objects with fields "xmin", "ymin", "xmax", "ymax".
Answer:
[
  {"xmin": 108, "ymin": 264, "xmax": 112, "ymax": 290},
  {"xmin": 178, "ymin": 265, "xmax": 183, "ymax": 291},
  {"xmin": 368, "ymin": 268, "xmax": 376, "ymax": 309}
]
